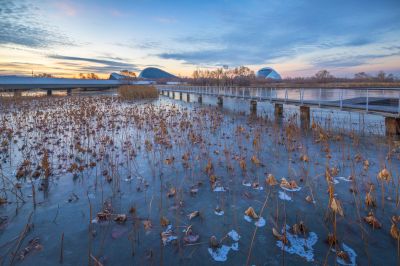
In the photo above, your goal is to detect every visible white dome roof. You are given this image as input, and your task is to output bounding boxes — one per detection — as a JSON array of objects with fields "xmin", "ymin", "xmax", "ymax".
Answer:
[{"xmin": 256, "ymin": 67, "xmax": 281, "ymax": 80}]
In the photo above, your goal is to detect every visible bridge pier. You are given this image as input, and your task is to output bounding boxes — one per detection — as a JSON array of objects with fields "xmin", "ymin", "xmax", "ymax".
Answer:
[
  {"xmin": 47, "ymin": 89, "xmax": 52, "ymax": 96},
  {"xmin": 179, "ymin": 92, "xmax": 183, "ymax": 100},
  {"xmin": 217, "ymin": 96, "xmax": 223, "ymax": 106},
  {"xmin": 274, "ymin": 103, "xmax": 283, "ymax": 117},
  {"xmin": 67, "ymin": 89, "xmax": 72, "ymax": 96},
  {"xmin": 167, "ymin": 91, "xmax": 170, "ymax": 97},
  {"xmin": 187, "ymin": 93, "xmax": 190, "ymax": 102},
  {"xmin": 385, "ymin": 117, "xmax": 400, "ymax": 136},
  {"xmin": 198, "ymin": 95, "xmax": 203, "ymax": 104},
  {"xmin": 250, "ymin": 100, "xmax": 257, "ymax": 114},
  {"xmin": 172, "ymin": 91, "xmax": 175, "ymax": 99},
  {"xmin": 300, "ymin": 106, "xmax": 310, "ymax": 129}
]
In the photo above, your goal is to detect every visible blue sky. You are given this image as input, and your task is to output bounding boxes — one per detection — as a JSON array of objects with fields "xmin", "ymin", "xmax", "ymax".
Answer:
[{"xmin": 0, "ymin": 0, "xmax": 399, "ymax": 78}]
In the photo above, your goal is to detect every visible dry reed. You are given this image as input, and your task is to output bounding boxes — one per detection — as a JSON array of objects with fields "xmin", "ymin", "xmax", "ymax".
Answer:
[{"xmin": 118, "ymin": 85, "xmax": 158, "ymax": 100}]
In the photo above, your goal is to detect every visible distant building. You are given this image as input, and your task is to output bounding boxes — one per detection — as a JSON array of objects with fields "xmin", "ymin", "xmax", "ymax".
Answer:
[
  {"xmin": 109, "ymin": 72, "xmax": 130, "ymax": 80},
  {"xmin": 139, "ymin": 67, "xmax": 177, "ymax": 79},
  {"xmin": 256, "ymin": 67, "xmax": 282, "ymax": 80}
]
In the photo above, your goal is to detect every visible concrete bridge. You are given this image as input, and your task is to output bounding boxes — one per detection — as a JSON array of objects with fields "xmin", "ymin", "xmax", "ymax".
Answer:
[
  {"xmin": 0, "ymin": 76, "xmax": 124, "ymax": 95},
  {"xmin": 157, "ymin": 85, "xmax": 400, "ymax": 135}
]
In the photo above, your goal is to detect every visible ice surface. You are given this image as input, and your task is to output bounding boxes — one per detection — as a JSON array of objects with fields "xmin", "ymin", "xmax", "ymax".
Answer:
[{"xmin": 276, "ymin": 225, "xmax": 318, "ymax": 262}]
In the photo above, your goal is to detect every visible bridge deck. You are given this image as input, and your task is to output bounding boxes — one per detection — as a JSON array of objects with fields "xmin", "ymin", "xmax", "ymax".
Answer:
[{"xmin": 159, "ymin": 87, "xmax": 400, "ymax": 117}]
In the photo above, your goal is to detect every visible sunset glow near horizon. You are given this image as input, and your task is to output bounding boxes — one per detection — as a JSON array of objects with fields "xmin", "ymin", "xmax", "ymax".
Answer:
[{"xmin": 0, "ymin": 0, "xmax": 399, "ymax": 79}]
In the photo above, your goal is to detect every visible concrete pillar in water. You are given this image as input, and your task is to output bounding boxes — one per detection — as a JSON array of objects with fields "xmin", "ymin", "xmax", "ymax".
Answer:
[
  {"xmin": 385, "ymin": 117, "xmax": 400, "ymax": 136},
  {"xmin": 67, "ymin": 89, "xmax": 72, "ymax": 96},
  {"xmin": 274, "ymin": 103, "xmax": 283, "ymax": 117},
  {"xmin": 179, "ymin": 92, "xmax": 183, "ymax": 100},
  {"xmin": 198, "ymin": 95, "xmax": 203, "ymax": 103},
  {"xmin": 217, "ymin": 96, "xmax": 223, "ymax": 106},
  {"xmin": 172, "ymin": 91, "xmax": 175, "ymax": 99},
  {"xmin": 250, "ymin": 100, "xmax": 257, "ymax": 114},
  {"xmin": 300, "ymin": 105, "xmax": 310, "ymax": 129},
  {"xmin": 187, "ymin": 93, "xmax": 190, "ymax": 102},
  {"xmin": 167, "ymin": 91, "xmax": 170, "ymax": 97},
  {"xmin": 47, "ymin": 89, "xmax": 52, "ymax": 96}
]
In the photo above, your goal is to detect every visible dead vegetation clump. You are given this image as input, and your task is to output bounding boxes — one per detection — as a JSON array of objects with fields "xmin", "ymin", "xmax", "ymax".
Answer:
[{"xmin": 118, "ymin": 85, "xmax": 159, "ymax": 100}]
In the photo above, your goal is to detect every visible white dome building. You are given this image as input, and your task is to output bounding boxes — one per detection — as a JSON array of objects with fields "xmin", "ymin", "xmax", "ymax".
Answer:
[{"xmin": 256, "ymin": 67, "xmax": 282, "ymax": 80}]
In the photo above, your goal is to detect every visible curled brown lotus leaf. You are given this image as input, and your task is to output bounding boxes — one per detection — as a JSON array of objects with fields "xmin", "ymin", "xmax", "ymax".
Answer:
[
  {"xmin": 337, "ymin": 250, "xmax": 351, "ymax": 264},
  {"xmin": 209, "ymin": 235, "xmax": 220, "ymax": 248},
  {"xmin": 363, "ymin": 160, "xmax": 370, "ymax": 170},
  {"xmin": 280, "ymin": 178, "xmax": 298, "ymax": 190},
  {"xmin": 244, "ymin": 207, "xmax": 258, "ymax": 219},
  {"xmin": 182, "ymin": 153, "xmax": 189, "ymax": 161},
  {"xmin": 300, "ymin": 154, "xmax": 309, "ymax": 162},
  {"xmin": 188, "ymin": 210, "xmax": 200, "ymax": 220},
  {"xmin": 209, "ymin": 174, "xmax": 217, "ymax": 184},
  {"xmin": 97, "ymin": 210, "xmax": 111, "ymax": 221},
  {"xmin": 292, "ymin": 221, "xmax": 308, "ymax": 235},
  {"xmin": 390, "ymin": 223, "xmax": 400, "ymax": 240},
  {"xmin": 377, "ymin": 168, "xmax": 391, "ymax": 182},
  {"xmin": 354, "ymin": 153, "xmax": 362, "ymax": 162},
  {"xmin": 266, "ymin": 174, "xmax": 278, "ymax": 186},
  {"xmin": 143, "ymin": 220, "xmax": 152, "ymax": 231},
  {"xmin": 251, "ymin": 155, "xmax": 260, "ymax": 166},
  {"xmin": 239, "ymin": 159, "xmax": 247, "ymax": 170},
  {"xmin": 164, "ymin": 156, "xmax": 175, "ymax": 165},
  {"xmin": 160, "ymin": 216, "xmax": 169, "ymax": 227},
  {"xmin": 167, "ymin": 187, "xmax": 176, "ymax": 198},
  {"xmin": 330, "ymin": 198, "xmax": 344, "ymax": 217},
  {"xmin": 272, "ymin": 228, "xmax": 288, "ymax": 245},
  {"xmin": 305, "ymin": 195, "xmax": 313, "ymax": 203},
  {"xmin": 114, "ymin": 214, "xmax": 127, "ymax": 223},
  {"xmin": 364, "ymin": 212, "xmax": 381, "ymax": 229},
  {"xmin": 391, "ymin": 216, "xmax": 400, "ymax": 224},
  {"xmin": 252, "ymin": 182, "xmax": 260, "ymax": 189},
  {"xmin": 365, "ymin": 192, "xmax": 376, "ymax": 208},
  {"xmin": 326, "ymin": 233, "xmax": 338, "ymax": 246}
]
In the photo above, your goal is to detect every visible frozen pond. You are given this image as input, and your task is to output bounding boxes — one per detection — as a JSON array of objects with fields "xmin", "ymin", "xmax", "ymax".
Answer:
[{"xmin": 0, "ymin": 94, "xmax": 399, "ymax": 265}]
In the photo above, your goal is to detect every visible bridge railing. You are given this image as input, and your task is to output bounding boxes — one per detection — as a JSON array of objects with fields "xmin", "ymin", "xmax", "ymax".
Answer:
[{"xmin": 157, "ymin": 85, "xmax": 400, "ymax": 116}]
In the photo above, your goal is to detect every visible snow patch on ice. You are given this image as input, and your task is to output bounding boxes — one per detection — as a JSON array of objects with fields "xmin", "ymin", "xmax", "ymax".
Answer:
[
  {"xmin": 281, "ymin": 186, "xmax": 302, "ymax": 192},
  {"xmin": 244, "ymin": 215, "xmax": 266, "ymax": 227},
  {"xmin": 214, "ymin": 210, "xmax": 225, "ymax": 216},
  {"xmin": 279, "ymin": 191, "xmax": 292, "ymax": 201},
  {"xmin": 242, "ymin": 181, "xmax": 251, "ymax": 187},
  {"xmin": 227, "ymin": 230, "xmax": 241, "ymax": 241},
  {"xmin": 276, "ymin": 225, "xmax": 318, "ymax": 262},
  {"xmin": 208, "ymin": 229, "xmax": 240, "ymax": 262},
  {"xmin": 213, "ymin": 186, "xmax": 226, "ymax": 192},
  {"xmin": 335, "ymin": 176, "xmax": 352, "ymax": 183}
]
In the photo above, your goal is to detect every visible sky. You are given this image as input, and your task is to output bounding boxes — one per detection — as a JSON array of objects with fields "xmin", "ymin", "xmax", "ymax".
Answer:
[{"xmin": 0, "ymin": 0, "xmax": 399, "ymax": 78}]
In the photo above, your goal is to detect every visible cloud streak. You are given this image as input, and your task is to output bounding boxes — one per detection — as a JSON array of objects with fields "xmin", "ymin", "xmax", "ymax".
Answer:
[
  {"xmin": 155, "ymin": 0, "xmax": 400, "ymax": 69},
  {"xmin": 48, "ymin": 54, "xmax": 139, "ymax": 73},
  {"xmin": 0, "ymin": 0, "xmax": 74, "ymax": 48}
]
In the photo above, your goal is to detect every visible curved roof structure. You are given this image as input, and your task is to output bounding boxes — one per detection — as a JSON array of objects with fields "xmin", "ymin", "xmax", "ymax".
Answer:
[
  {"xmin": 139, "ymin": 67, "xmax": 176, "ymax": 79},
  {"xmin": 256, "ymin": 67, "xmax": 282, "ymax": 80}
]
